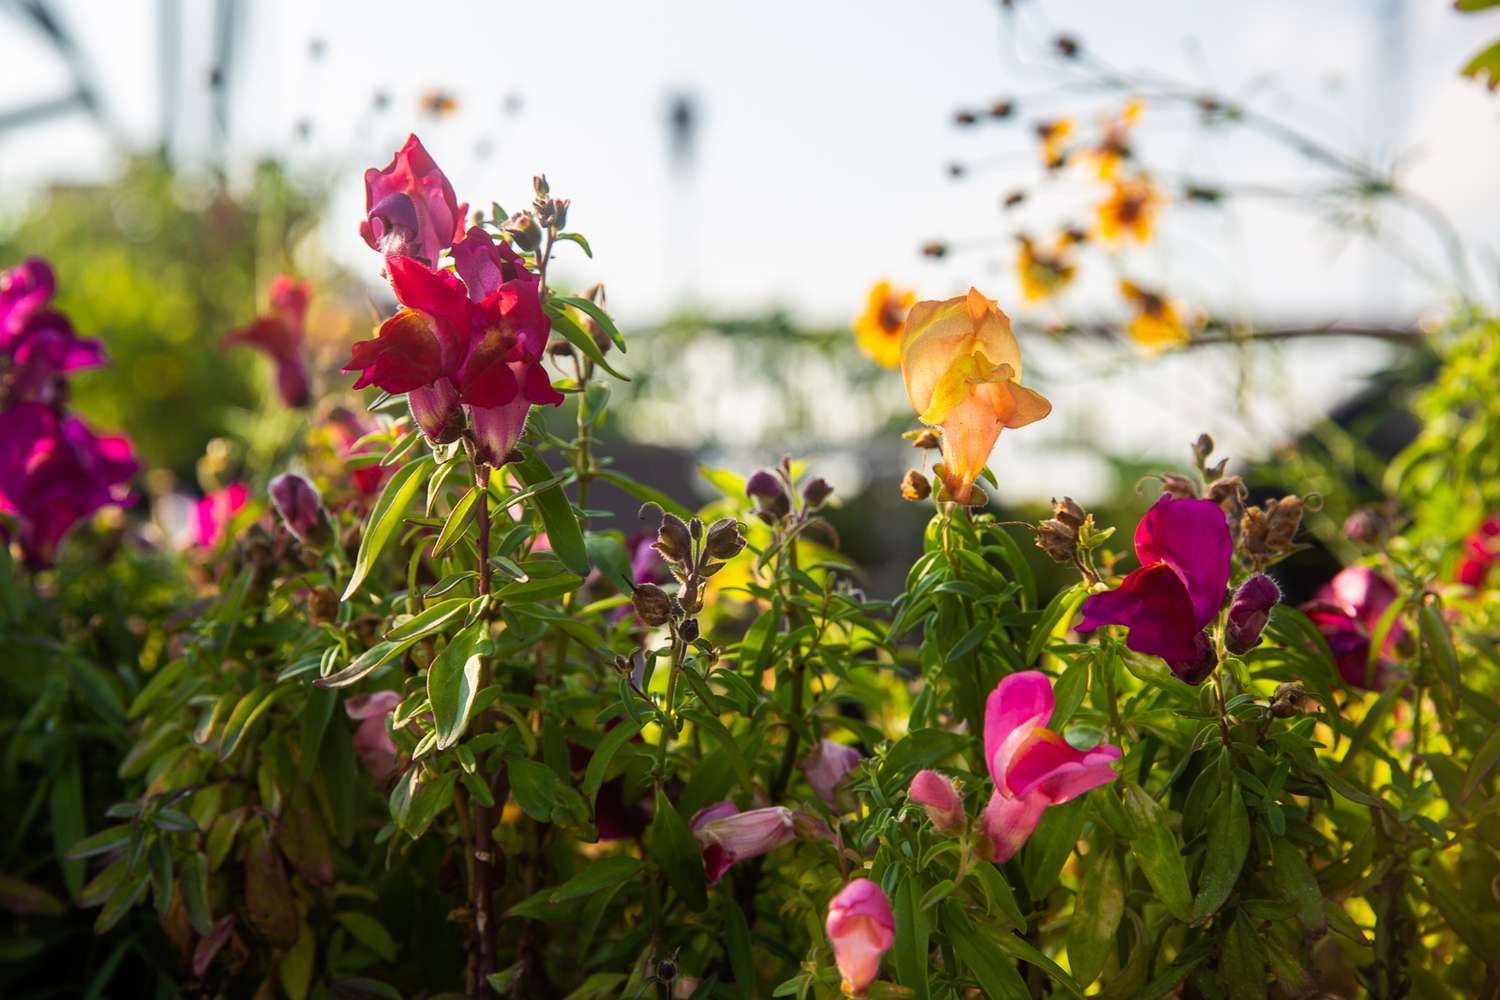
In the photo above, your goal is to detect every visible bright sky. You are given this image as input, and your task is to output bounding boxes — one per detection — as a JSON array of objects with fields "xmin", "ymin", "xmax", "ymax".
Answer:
[{"xmin": 3, "ymin": 0, "xmax": 1498, "ymax": 500}]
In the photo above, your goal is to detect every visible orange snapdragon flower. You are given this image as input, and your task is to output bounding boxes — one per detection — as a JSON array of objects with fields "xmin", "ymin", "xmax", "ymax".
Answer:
[
  {"xmin": 1079, "ymin": 99, "xmax": 1144, "ymax": 180},
  {"xmin": 1096, "ymin": 174, "xmax": 1161, "ymax": 244},
  {"xmin": 1119, "ymin": 280, "xmax": 1192, "ymax": 351},
  {"xmin": 900, "ymin": 289, "xmax": 1051, "ymax": 503},
  {"xmin": 1016, "ymin": 233, "xmax": 1079, "ymax": 302},
  {"xmin": 853, "ymin": 281, "xmax": 916, "ymax": 368},
  {"xmin": 1035, "ymin": 119, "xmax": 1074, "ymax": 170}
]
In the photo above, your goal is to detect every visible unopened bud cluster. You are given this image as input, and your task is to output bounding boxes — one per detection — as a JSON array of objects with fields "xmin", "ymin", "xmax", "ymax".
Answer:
[
  {"xmin": 1158, "ymin": 433, "xmax": 1306, "ymax": 570},
  {"xmin": 631, "ymin": 508, "xmax": 747, "ymax": 633},
  {"xmin": 1036, "ymin": 496, "xmax": 1111, "ymax": 583},
  {"xmin": 745, "ymin": 457, "xmax": 834, "ymax": 528}
]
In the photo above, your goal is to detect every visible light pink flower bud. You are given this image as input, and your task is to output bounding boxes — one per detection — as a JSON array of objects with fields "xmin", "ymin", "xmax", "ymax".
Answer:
[
  {"xmin": 803, "ymin": 739, "xmax": 861, "ymax": 811},
  {"xmin": 690, "ymin": 802, "xmax": 796, "ymax": 886},
  {"xmin": 345, "ymin": 691, "xmax": 402, "ymax": 783},
  {"xmin": 825, "ymin": 878, "xmax": 895, "ymax": 996},
  {"xmin": 909, "ymin": 769, "xmax": 963, "ymax": 833}
]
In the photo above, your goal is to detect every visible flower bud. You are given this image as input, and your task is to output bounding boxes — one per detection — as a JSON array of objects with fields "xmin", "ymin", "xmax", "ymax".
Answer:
[
  {"xmin": 745, "ymin": 468, "xmax": 791, "ymax": 522},
  {"xmin": 654, "ymin": 513, "xmax": 693, "ymax": 564},
  {"xmin": 533, "ymin": 174, "xmax": 550, "ymax": 199},
  {"xmin": 502, "ymin": 211, "xmax": 541, "ymax": 252},
  {"xmin": 1343, "ymin": 507, "xmax": 1384, "ymax": 544},
  {"xmin": 825, "ymin": 879, "xmax": 895, "ymax": 997},
  {"xmin": 703, "ymin": 517, "xmax": 746, "ymax": 560},
  {"xmin": 269, "ymin": 473, "xmax": 331, "ymax": 546},
  {"xmin": 1051, "ymin": 496, "xmax": 1086, "ymax": 530},
  {"xmin": 1226, "ymin": 574, "xmax": 1280, "ymax": 654},
  {"xmin": 900, "ymin": 469, "xmax": 931, "ymax": 501},
  {"xmin": 407, "ymin": 376, "xmax": 466, "ymax": 444},
  {"xmin": 677, "ymin": 617, "xmax": 700, "ymax": 643},
  {"xmin": 691, "ymin": 803, "xmax": 796, "ymax": 886},
  {"xmin": 909, "ymin": 770, "xmax": 963, "ymax": 833},
  {"xmin": 1192, "ymin": 432, "xmax": 1215, "ymax": 467},
  {"xmin": 802, "ymin": 740, "xmax": 861, "ymax": 812},
  {"xmin": 1264, "ymin": 496, "xmax": 1304, "ymax": 552},
  {"xmin": 1270, "ymin": 680, "xmax": 1308, "ymax": 718},
  {"xmin": 911, "ymin": 429, "xmax": 941, "ymax": 450},
  {"xmin": 631, "ymin": 583, "xmax": 674, "ymax": 626},
  {"xmin": 1206, "ymin": 475, "xmax": 1247, "ymax": 536},
  {"xmin": 801, "ymin": 477, "xmax": 833, "ymax": 510},
  {"xmin": 1159, "ymin": 472, "xmax": 1198, "ymax": 499}
]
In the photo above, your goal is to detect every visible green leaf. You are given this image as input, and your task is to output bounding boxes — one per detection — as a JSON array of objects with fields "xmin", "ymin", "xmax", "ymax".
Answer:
[
  {"xmin": 335, "ymin": 912, "xmax": 398, "ymax": 962},
  {"xmin": 281, "ymin": 919, "xmax": 316, "ymax": 1000},
  {"xmin": 507, "ymin": 758, "xmax": 560, "ymax": 822},
  {"xmin": 877, "ymin": 729, "xmax": 970, "ymax": 789},
  {"xmin": 1269, "ymin": 838, "xmax": 1324, "ymax": 934},
  {"xmin": 947, "ymin": 906, "xmax": 1030, "ymax": 999},
  {"xmin": 218, "ymin": 684, "xmax": 288, "ymax": 761},
  {"xmin": 1023, "ymin": 796, "xmax": 1084, "ymax": 899},
  {"xmin": 429, "ymin": 624, "xmax": 486, "ymax": 750},
  {"xmin": 49, "ymin": 754, "xmax": 85, "ymax": 898},
  {"xmin": 547, "ymin": 856, "xmax": 643, "ymax": 903},
  {"xmin": 544, "ymin": 302, "xmax": 629, "ymax": 380},
  {"xmin": 315, "ymin": 638, "xmax": 417, "ymax": 689},
  {"xmin": 1120, "ymin": 782, "xmax": 1192, "ymax": 923},
  {"xmin": 1458, "ymin": 0, "xmax": 1500, "ymax": 10},
  {"xmin": 554, "ymin": 231, "xmax": 593, "ymax": 258},
  {"xmin": 343, "ymin": 454, "xmax": 434, "ymax": 601},
  {"xmin": 724, "ymin": 896, "xmax": 755, "ymax": 999},
  {"xmin": 385, "ymin": 597, "xmax": 471, "ymax": 642},
  {"xmin": 585, "ymin": 532, "xmax": 634, "ymax": 593},
  {"xmin": 181, "ymin": 852, "xmax": 212, "ymax": 935},
  {"xmin": 300, "ymin": 685, "xmax": 338, "ymax": 781},
  {"xmin": 553, "ymin": 293, "xmax": 626, "ymax": 352},
  {"xmin": 582, "ymin": 718, "xmax": 643, "ymax": 813},
  {"xmin": 432, "ymin": 487, "xmax": 478, "ymax": 556},
  {"xmin": 1067, "ymin": 848, "xmax": 1124, "ymax": 986},
  {"xmin": 893, "ymin": 878, "xmax": 930, "ymax": 1000},
  {"xmin": 594, "ymin": 470, "xmax": 692, "ymax": 520},
  {"xmin": 68, "ymin": 824, "xmax": 132, "ymax": 860},
  {"xmin": 647, "ymin": 786, "xmax": 707, "ymax": 911},
  {"xmin": 1191, "ymin": 779, "xmax": 1249, "ymax": 924},
  {"xmin": 513, "ymin": 451, "xmax": 591, "ymax": 576},
  {"xmin": 1461, "ymin": 721, "xmax": 1500, "ymax": 802},
  {"xmin": 1220, "ymin": 912, "xmax": 1266, "ymax": 1000}
]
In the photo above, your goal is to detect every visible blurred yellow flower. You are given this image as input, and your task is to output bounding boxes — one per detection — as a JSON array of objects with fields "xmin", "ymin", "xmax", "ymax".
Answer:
[
  {"xmin": 900, "ymin": 288, "xmax": 1051, "ymax": 503},
  {"xmin": 1079, "ymin": 99, "xmax": 1144, "ymax": 180},
  {"xmin": 853, "ymin": 281, "xmax": 916, "ymax": 368},
  {"xmin": 1096, "ymin": 174, "xmax": 1161, "ymax": 244},
  {"xmin": 1119, "ymin": 280, "xmax": 1191, "ymax": 351},
  {"xmin": 419, "ymin": 90, "xmax": 460, "ymax": 117},
  {"xmin": 1016, "ymin": 234, "xmax": 1078, "ymax": 302},
  {"xmin": 1035, "ymin": 118, "xmax": 1074, "ymax": 170}
]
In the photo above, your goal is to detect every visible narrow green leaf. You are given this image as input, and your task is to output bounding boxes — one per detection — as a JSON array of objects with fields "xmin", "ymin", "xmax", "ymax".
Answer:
[
  {"xmin": 594, "ymin": 470, "xmax": 692, "ymax": 520},
  {"xmin": 429, "ymin": 624, "xmax": 486, "ymax": 750},
  {"xmin": 544, "ymin": 303, "xmax": 629, "ymax": 380},
  {"xmin": 1269, "ymin": 838, "xmax": 1324, "ymax": 934},
  {"xmin": 1067, "ymin": 848, "xmax": 1124, "ymax": 986},
  {"xmin": 553, "ymin": 293, "xmax": 626, "ymax": 351},
  {"xmin": 893, "ymin": 878, "xmax": 930, "ymax": 1000},
  {"xmin": 724, "ymin": 896, "xmax": 755, "ymax": 999},
  {"xmin": 315, "ymin": 638, "xmax": 417, "ymax": 689},
  {"xmin": 582, "ymin": 719, "xmax": 643, "ymax": 814},
  {"xmin": 1191, "ymin": 779, "xmax": 1249, "ymax": 923},
  {"xmin": 432, "ymin": 487, "xmax": 479, "ymax": 556},
  {"xmin": 385, "ymin": 597, "xmax": 471, "ymax": 642},
  {"xmin": 507, "ymin": 758, "xmax": 560, "ymax": 822},
  {"xmin": 647, "ymin": 786, "xmax": 707, "ymax": 911},
  {"xmin": 1120, "ymin": 782, "xmax": 1192, "ymax": 922},
  {"xmin": 548, "ymin": 856, "xmax": 643, "ymax": 903},
  {"xmin": 343, "ymin": 455, "xmax": 435, "ymax": 601},
  {"xmin": 585, "ymin": 532, "xmax": 634, "ymax": 593},
  {"xmin": 513, "ymin": 451, "xmax": 591, "ymax": 576}
]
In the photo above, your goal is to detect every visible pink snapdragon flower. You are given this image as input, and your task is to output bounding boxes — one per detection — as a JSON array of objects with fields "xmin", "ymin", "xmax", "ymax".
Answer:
[
  {"xmin": 824, "ymin": 879, "xmax": 895, "ymax": 997},
  {"xmin": 1, "ymin": 258, "xmax": 104, "ymax": 408},
  {"xmin": 1301, "ymin": 566, "xmax": 1404, "ymax": 690},
  {"xmin": 359, "ymin": 134, "xmax": 468, "ymax": 265},
  {"xmin": 803, "ymin": 739, "xmax": 862, "ymax": 812},
  {"xmin": 345, "ymin": 691, "xmax": 403, "ymax": 783},
  {"xmin": 195, "ymin": 483, "xmax": 249, "ymax": 548},
  {"xmin": 908, "ymin": 770, "xmax": 964, "ymax": 833},
  {"xmin": 223, "ymin": 276, "xmax": 312, "ymax": 408},
  {"xmin": 981, "ymin": 671, "xmax": 1121, "ymax": 862},
  {"xmin": 689, "ymin": 801, "xmax": 796, "ymax": 886},
  {"xmin": 1457, "ymin": 515, "xmax": 1500, "ymax": 589},
  {"xmin": 1077, "ymin": 495, "xmax": 1232, "ymax": 683}
]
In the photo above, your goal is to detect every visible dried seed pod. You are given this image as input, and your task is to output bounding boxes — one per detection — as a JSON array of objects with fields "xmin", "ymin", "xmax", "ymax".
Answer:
[
  {"xmin": 1036, "ymin": 519, "xmax": 1077, "ymax": 564},
  {"xmin": 901, "ymin": 469, "xmax": 931, "ymax": 501},
  {"xmin": 308, "ymin": 586, "xmax": 338, "ymax": 626},
  {"xmin": 1264, "ymin": 496, "xmax": 1304, "ymax": 553},
  {"xmin": 1051, "ymin": 496, "xmax": 1086, "ymax": 530},
  {"xmin": 1159, "ymin": 473, "xmax": 1198, "ymax": 500},
  {"xmin": 703, "ymin": 517, "xmax": 746, "ymax": 560},
  {"xmin": 631, "ymin": 584, "xmax": 673, "ymax": 626},
  {"xmin": 654, "ymin": 514, "xmax": 693, "ymax": 564}
]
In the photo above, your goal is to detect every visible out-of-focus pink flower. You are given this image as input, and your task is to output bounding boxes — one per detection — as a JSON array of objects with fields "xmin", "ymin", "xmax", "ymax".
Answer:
[
  {"xmin": 1225, "ymin": 574, "xmax": 1280, "ymax": 655},
  {"xmin": 1, "ymin": 258, "xmax": 105, "ymax": 408},
  {"xmin": 0, "ymin": 403, "xmax": 136, "ymax": 566},
  {"xmin": 1458, "ymin": 515, "xmax": 1500, "ymax": 589},
  {"xmin": 690, "ymin": 801, "xmax": 796, "ymax": 886},
  {"xmin": 0, "ymin": 257, "xmax": 57, "ymax": 338},
  {"xmin": 909, "ymin": 769, "xmax": 964, "ymax": 833},
  {"xmin": 824, "ymin": 879, "xmax": 895, "ymax": 997},
  {"xmin": 802, "ymin": 739, "xmax": 861, "ymax": 812},
  {"xmin": 346, "ymin": 691, "xmax": 402, "ymax": 783},
  {"xmin": 342, "ymin": 254, "xmax": 559, "ymax": 447},
  {"xmin": 981, "ymin": 671, "xmax": 1121, "ymax": 862},
  {"xmin": 1077, "ymin": 496, "xmax": 1232, "ymax": 684},
  {"xmin": 359, "ymin": 134, "xmax": 468, "ymax": 265},
  {"xmin": 269, "ymin": 472, "xmax": 329, "ymax": 545},
  {"xmin": 223, "ymin": 276, "xmax": 311, "ymax": 408},
  {"xmin": 1301, "ymin": 566, "xmax": 1404, "ymax": 690},
  {"xmin": 195, "ymin": 483, "xmax": 249, "ymax": 548}
]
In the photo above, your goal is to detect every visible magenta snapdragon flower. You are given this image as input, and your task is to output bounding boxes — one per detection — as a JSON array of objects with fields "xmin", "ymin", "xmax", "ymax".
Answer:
[
  {"xmin": 359, "ymin": 134, "xmax": 468, "ymax": 265},
  {"xmin": 223, "ymin": 275, "xmax": 312, "ymax": 408}
]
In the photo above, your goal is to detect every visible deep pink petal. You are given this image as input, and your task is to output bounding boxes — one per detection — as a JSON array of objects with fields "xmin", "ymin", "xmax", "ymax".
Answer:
[
  {"xmin": 1078, "ymin": 562, "xmax": 1204, "ymax": 666},
  {"xmin": 344, "ymin": 310, "xmax": 444, "ymax": 393},
  {"xmin": 983, "ymin": 671, "xmax": 1054, "ymax": 787},
  {"xmin": 1005, "ymin": 731, "xmax": 1121, "ymax": 803},
  {"xmin": 1133, "ymin": 496, "xmax": 1232, "ymax": 626},
  {"xmin": 982, "ymin": 788, "xmax": 1048, "ymax": 863}
]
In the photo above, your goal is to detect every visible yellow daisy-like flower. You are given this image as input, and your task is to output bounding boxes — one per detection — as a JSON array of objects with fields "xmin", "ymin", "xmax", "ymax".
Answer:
[
  {"xmin": 900, "ymin": 288, "xmax": 1051, "ymax": 503},
  {"xmin": 1035, "ymin": 118, "xmax": 1074, "ymax": 170},
  {"xmin": 853, "ymin": 281, "xmax": 916, "ymax": 368},
  {"xmin": 1096, "ymin": 174, "xmax": 1161, "ymax": 244},
  {"xmin": 1119, "ymin": 280, "xmax": 1190, "ymax": 351},
  {"xmin": 1079, "ymin": 99, "xmax": 1144, "ymax": 180},
  {"xmin": 1016, "ymin": 234, "xmax": 1079, "ymax": 302}
]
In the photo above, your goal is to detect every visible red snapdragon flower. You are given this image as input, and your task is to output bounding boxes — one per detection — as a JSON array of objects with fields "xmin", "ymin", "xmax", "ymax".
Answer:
[
  {"xmin": 1301, "ymin": 566, "xmax": 1404, "ymax": 690},
  {"xmin": 1077, "ymin": 495, "xmax": 1232, "ymax": 683},
  {"xmin": 0, "ymin": 403, "xmax": 136, "ymax": 566},
  {"xmin": 1457, "ymin": 515, "xmax": 1500, "ymax": 589},
  {"xmin": 359, "ymin": 134, "xmax": 468, "ymax": 265},
  {"xmin": 223, "ymin": 276, "xmax": 312, "ymax": 408}
]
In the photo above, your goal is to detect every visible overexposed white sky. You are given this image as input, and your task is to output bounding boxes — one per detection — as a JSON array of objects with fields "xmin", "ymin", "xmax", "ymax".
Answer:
[{"xmin": 3, "ymin": 0, "xmax": 1498, "ymax": 500}]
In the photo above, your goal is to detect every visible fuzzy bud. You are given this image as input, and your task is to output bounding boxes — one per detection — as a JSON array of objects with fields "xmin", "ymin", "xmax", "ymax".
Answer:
[
  {"xmin": 703, "ymin": 517, "xmax": 746, "ymax": 561},
  {"xmin": 1192, "ymin": 433, "xmax": 1215, "ymax": 467},
  {"xmin": 678, "ymin": 617, "xmax": 700, "ymax": 643},
  {"xmin": 801, "ymin": 477, "xmax": 833, "ymax": 510},
  {"xmin": 631, "ymin": 584, "xmax": 674, "ymax": 626},
  {"xmin": 502, "ymin": 212, "xmax": 541, "ymax": 252},
  {"xmin": 654, "ymin": 514, "xmax": 693, "ymax": 564},
  {"xmin": 901, "ymin": 469, "xmax": 931, "ymax": 502},
  {"xmin": 745, "ymin": 468, "xmax": 791, "ymax": 522},
  {"xmin": 1226, "ymin": 574, "xmax": 1280, "ymax": 654},
  {"xmin": 909, "ymin": 770, "xmax": 964, "ymax": 833},
  {"xmin": 1159, "ymin": 473, "xmax": 1198, "ymax": 499}
]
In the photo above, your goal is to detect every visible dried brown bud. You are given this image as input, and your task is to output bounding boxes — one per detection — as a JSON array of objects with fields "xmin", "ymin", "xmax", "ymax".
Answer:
[
  {"xmin": 654, "ymin": 514, "xmax": 693, "ymax": 564},
  {"xmin": 954, "ymin": 110, "xmax": 978, "ymax": 126},
  {"xmin": 911, "ymin": 429, "xmax": 941, "ymax": 450},
  {"xmin": 1160, "ymin": 473, "xmax": 1199, "ymax": 499},
  {"xmin": 537, "ymin": 197, "xmax": 570, "ymax": 230},
  {"xmin": 533, "ymin": 174, "xmax": 550, "ymax": 199},
  {"xmin": 1003, "ymin": 190, "xmax": 1026, "ymax": 210},
  {"xmin": 901, "ymin": 469, "xmax": 931, "ymax": 501},
  {"xmin": 502, "ymin": 212, "xmax": 541, "ymax": 252},
  {"xmin": 1051, "ymin": 496, "xmax": 1086, "ymax": 531},
  {"xmin": 921, "ymin": 241, "xmax": 948, "ymax": 259},
  {"xmin": 1192, "ymin": 433, "xmax": 1215, "ymax": 466},
  {"xmin": 1036, "ymin": 519, "xmax": 1077, "ymax": 564},
  {"xmin": 1207, "ymin": 475, "xmax": 1247, "ymax": 536},
  {"xmin": 308, "ymin": 586, "xmax": 338, "ymax": 626},
  {"xmin": 678, "ymin": 618, "xmax": 700, "ymax": 643},
  {"xmin": 1270, "ymin": 680, "xmax": 1308, "ymax": 718},
  {"xmin": 631, "ymin": 584, "xmax": 673, "ymax": 626},
  {"xmin": 1240, "ymin": 505, "xmax": 1269, "ymax": 557},
  {"xmin": 990, "ymin": 100, "xmax": 1015, "ymax": 119},
  {"xmin": 547, "ymin": 338, "xmax": 576, "ymax": 359},
  {"xmin": 703, "ymin": 517, "xmax": 746, "ymax": 561},
  {"xmin": 1264, "ymin": 496, "xmax": 1304, "ymax": 553},
  {"xmin": 1054, "ymin": 34, "xmax": 1080, "ymax": 58}
]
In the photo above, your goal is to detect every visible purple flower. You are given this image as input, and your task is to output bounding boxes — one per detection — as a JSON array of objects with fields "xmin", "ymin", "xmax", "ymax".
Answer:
[
  {"xmin": 269, "ymin": 473, "xmax": 329, "ymax": 546},
  {"xmin": 1226, "ymin": 574, "xmax": 1280, "ymax": 654},
  {"xmin": 346, "ymin": 691, "xmax": 402, "ymax": 783},
  {"xmin": 0, "ymin": 257, "xmax": 57, "ymax": 338},
  {"xmin": 689, "ymin": 801, "xmax": 796, "ymax": 886},
  {"xmin": 1077, "ymin": 496, "xmax": 1232, "ymax": 683},
  {"xmin": 802, "ymin": 739, "xmax": 861, "ymax": 812},
  {"xmin": 1, "ymin": 258, "xmax": 105, "ymax": 408},
  {"xmin": 0, "ymin": 403, "xmax": 136, "ymax": 566},
  {"xmin": 1301, "ymin": 566, "xmax": 1403, "ymax": 690},
  {"xmin": 195, "ymin": 483, "xmax": 249, "ymax": 548}
]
